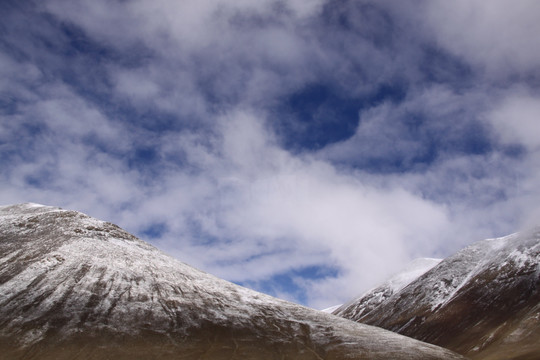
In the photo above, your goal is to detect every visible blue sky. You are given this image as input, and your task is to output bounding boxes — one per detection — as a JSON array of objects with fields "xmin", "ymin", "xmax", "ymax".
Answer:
[{"xmin": 2, "ymin": 0, "xmax": 540, "ymax": 308}]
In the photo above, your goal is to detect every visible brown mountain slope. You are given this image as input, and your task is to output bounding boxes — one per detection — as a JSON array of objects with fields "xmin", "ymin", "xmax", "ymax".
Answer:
[
  {"xmin": 0, "ymin": 203, "xmax": 467, "ymax": 360},
  {"xmin": 333, "ymin": 230, "xmax": 540, "ymax": 360}
]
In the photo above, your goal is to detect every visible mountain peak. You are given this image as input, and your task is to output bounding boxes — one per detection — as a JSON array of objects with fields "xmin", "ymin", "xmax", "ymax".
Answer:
[
  {"xmin": 333, "ymin": 257, "xmax": 441, "ymax": 320},
  {"xmin": 0, "ymin": 202, "xmax": 62, "ymax": 214},
  {"xmin": 334, "ymin": 229, "xmax": 540, "ymax": 360}
]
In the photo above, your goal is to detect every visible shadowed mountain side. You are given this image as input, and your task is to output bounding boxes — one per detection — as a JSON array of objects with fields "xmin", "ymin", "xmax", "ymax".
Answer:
[
  {"xmin": 334, "ymin": 230, "xmax": 540, "ymax": 360},
  {"xmin": 0, "ymin": 203, "xmax": 466, "ymax": 360}
]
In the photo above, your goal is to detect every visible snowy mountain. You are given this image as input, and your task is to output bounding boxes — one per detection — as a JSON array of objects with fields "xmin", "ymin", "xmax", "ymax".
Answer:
[
  {"xmin": 334, "ymin": 258, "xmax": 441, "ymax": 320},
  {"xmin": 0, "ymin": 203, "xmax": 466, "ymax": 360},
  {"xmin": 333, "ymin": 230, "xmax": 540, "ymax": 360}
]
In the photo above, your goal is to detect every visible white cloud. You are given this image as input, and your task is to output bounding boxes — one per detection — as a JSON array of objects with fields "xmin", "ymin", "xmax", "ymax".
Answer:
[
  {"xmin": 485, "ymin": 89, "xmax": 540, "ymax": 230},
  {"xmin": 0, "ymin": 102, "xmax": 451, "ymax": 307},
  {"xmin": 110, "ymin": 63, "xmax": 209, "ymax": 118},
  {"xmin": 320, "ymin": 84, "xmax": 487, "ymax": 168},
  {"xmin": 42, "ymin": 0, "xmax": 362, "ymax": 111},
  {"xmin": 424, "ymin": 0, "xmax": 540, "ymax": 75},
  {"xmin": 115, "ymin": 110, "xmax": 452, "ymax": 307},
  {"xmin": 31, "ymin": 85, "xmax": 128, "ymax": 149},
  {"xmin": 488, "ymin": 90, "xmax": 540, "ymax": 150},
  {"xmin": 3, "ymin": 0, "xmax": 540, "ymax": 310}
]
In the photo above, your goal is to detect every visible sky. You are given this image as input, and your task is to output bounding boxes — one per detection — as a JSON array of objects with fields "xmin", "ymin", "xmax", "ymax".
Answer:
[{"xmin": 1, "ymin": 0, "xmax": 540, "ymax": 309}]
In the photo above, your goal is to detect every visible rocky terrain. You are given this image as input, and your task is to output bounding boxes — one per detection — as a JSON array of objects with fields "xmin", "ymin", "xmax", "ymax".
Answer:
[
  {"xmin": 0, "ymin": 203, "xmax": 466, "ymax": 360},
  {"xmin": 334, "ymin": 230, "xmax": 540, "ymax": 360}
]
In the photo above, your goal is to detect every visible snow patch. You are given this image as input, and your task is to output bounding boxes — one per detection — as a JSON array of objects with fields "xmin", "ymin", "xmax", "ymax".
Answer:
[{"xmin": 321, "ymin": 304, "xmax": 342, "ymax": 313}]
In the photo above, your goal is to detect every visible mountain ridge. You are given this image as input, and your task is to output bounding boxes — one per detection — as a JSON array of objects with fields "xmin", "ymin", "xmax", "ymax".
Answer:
[
  {"xmin": 333, "ymin": 228, "xmax": 540, "ymax": 360},
  {"xmin": 0, "ymin": 203, "xmax": 466, "ymax": 360},
  {"xmin": 334, "ymin": 257, "xmax": 441, "ymax": 320}
]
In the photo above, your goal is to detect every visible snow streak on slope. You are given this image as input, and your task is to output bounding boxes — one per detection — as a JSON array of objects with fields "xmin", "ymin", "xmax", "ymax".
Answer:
[
  {"xmin": 321, "ymin": 304, "xmax": 342, "ymax": 313},
  {"xmin": 0, "ymin": 203, "xmax": 466, "ymax": 360},
  {"xmin": 334, "ymin": 229, "xmax": 540, "ymax": 360},
  {"xmin": 334, "ymin": 258, "xmax": 441, "ymax": 320}
]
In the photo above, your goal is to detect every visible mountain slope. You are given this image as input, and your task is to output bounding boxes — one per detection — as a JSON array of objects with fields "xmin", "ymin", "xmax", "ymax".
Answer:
[
  {"xmin": 333, "ymin": 230, "xmax": 540, "ymax": 360},
  {"xmin": 334, "ymin": 258, "xmax": 441, "ymax": 320},
  {"xmin": 0, "ymin": 203, "xmax": 466, "ymax": 360}
]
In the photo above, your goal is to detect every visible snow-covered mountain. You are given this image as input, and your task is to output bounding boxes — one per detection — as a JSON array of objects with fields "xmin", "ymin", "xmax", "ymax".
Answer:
[
  {"xmin": 0, "ymin": 203, "xmax": 466, "ymax": 360},
  {"xmin": 333, "ymin": 230, "xmax": 540, "ymax": 360},
  {"xmin": 334, "ymin": 258, "xmax": 441, "ymax": 320}
]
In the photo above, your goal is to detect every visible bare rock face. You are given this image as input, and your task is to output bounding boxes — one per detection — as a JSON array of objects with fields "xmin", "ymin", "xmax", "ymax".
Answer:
[
  {"xmin": 334, "ymin": 230, "xmax": 540, "ymax": 360},
  {"xmin": 0, "ymin": 203, "xmax": 466, "ymax": 360}
]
